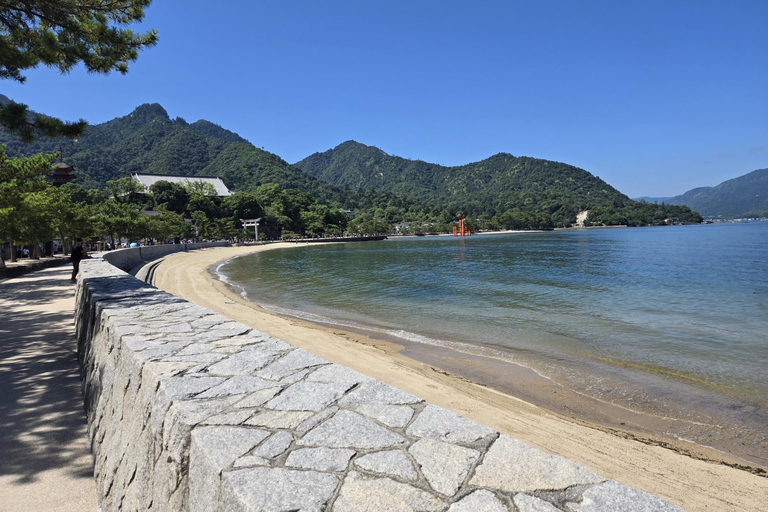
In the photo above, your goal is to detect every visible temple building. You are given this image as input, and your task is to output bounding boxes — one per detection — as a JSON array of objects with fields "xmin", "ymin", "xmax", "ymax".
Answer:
[
  {"xmin": 130, "ymin": 173, "xmax": 232, "ymax": 197},
  {"xmin": 48, "ymin": 162, "xmax": 77, "ymax": 186}
]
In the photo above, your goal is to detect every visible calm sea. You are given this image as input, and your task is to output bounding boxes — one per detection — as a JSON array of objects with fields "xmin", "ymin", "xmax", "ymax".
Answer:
[{"xmin": 219, "ymin": 223, "xmax": 768, "ymax": 447}]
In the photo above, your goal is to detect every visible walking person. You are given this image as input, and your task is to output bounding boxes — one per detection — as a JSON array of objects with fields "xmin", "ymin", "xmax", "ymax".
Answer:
[{"xmin": 70, "ymin": 240, "xmax": 87, "ymax": 282}]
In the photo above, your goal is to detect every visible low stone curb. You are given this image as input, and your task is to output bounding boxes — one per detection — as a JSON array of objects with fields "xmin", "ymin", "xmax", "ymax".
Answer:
[
  {"xmin": 0, "ymin": 255, "xmax": 70, "ymax": 280},
  {"xmin": 75, "ymin": 256, "xmax": 686, "ymax": 512}
]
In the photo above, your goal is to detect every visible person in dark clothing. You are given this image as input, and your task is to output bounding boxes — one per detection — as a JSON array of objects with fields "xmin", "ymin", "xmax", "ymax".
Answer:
[{"xmin": 71, "ymin": 241, "xmax": 87, "ymax": 282}]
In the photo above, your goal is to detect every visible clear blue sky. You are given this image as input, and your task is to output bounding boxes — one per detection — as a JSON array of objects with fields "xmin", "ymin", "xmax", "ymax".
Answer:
[{"xmin": 2, "ymin": 0, "xmax": 766, "ymax": 197}]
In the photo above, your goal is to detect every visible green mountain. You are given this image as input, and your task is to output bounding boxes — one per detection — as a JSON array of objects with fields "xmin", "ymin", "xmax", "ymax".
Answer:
[
  {"xmin": 634, "ymin": 196, "xmax": 673, "ymax": 204},
  {"xmin": 0, "ymin": 97, "xmax": 340, "ymax": 201},
  {"xmin": 0, "ymin": 96, "xmax": 702, "ymax": 228},
  {"xmin": 664, "ymin": 169, "xmax": 768, "ymax": 218},
  {"xmin": 294, "ymin": 140, "xmax": 699, "ymax": 226}
]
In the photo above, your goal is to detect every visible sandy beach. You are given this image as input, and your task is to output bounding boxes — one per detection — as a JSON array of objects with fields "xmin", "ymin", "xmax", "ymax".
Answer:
[{"xmin": 149, "ymin": 243, "xmax": 767, "ymax": 512}]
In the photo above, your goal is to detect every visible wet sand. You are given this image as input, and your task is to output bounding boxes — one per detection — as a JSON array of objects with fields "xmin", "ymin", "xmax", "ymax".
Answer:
[{"xmin": 148, "ymin": 243, "xmax": 767, "ymax": 512}]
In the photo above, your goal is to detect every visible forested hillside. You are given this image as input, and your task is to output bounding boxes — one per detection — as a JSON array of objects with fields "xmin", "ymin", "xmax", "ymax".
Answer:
[
  {"xmin": 0, "ymin": 96, "xmax": 701, "ymax": 231},
  {"xmin": 296, "ymin": 141, "xmax": 701, "ymax": 227},
  {"xmin": 665, "ymin": 169, "xmax": 768, "ymax": 218},
  {"xmin": 0, "ymin": 96, "xmax": 340, "ymax": 201}
]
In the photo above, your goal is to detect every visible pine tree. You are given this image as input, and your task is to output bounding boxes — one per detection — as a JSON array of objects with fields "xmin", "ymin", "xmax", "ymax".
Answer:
[{"xmin": 0, "ymin": 0, "xmax": 158, "ymax": 141}]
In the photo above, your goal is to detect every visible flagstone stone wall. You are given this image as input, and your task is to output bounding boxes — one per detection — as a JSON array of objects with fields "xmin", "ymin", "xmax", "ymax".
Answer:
[{"xmin": 74, "ymin": 255, "xmax": 685, "ymax": 512}]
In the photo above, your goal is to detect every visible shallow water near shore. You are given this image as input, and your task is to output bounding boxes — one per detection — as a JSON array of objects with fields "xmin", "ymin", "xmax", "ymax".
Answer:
[{"xmin": 219, "ymin": 223, "xmax": 768, "ymax": 468}]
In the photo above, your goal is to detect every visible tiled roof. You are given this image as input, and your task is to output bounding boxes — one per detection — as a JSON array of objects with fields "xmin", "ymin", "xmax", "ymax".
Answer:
[{"xmin": 131, "ymin": 173, "xmax": 232, "ymax": 196}]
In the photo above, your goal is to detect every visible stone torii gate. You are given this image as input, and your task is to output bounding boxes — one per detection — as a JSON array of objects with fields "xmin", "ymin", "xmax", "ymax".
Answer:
[{"xmin": 240, "ymin": 218, "xmax": 262, "ymax": 241}]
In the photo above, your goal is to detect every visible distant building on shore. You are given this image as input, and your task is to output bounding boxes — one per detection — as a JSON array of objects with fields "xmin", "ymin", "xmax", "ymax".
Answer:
[{"xmin": 130, "ymin": 173, "xmax": 232, "ymax": 197}]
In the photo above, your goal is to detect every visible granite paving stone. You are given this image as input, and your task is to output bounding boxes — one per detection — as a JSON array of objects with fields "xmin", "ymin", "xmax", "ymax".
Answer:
[
  {"xmin": 299, "ymin": 410, "xmax": 407, "ymax": 449},
  {"xmin": 352, "ymin": 402, "xmax": 415, "ymax": 428},
  {"xmin": 157, "ymin": 375, "xmax": 227, "ymax": 404},
  {"xmin": 190, "ymin": 426, "xmax": 271, "ymax": 471},
  {"xmin": 162, "ymin": 398, "xmax": 242, "ymax": 462},
  {"xmin": 408, "ymin": 438, "xmax": 480, "ymax": 496},
  {"xmin": 406, "ymin": 404, "xmax": 496, "ymax": 444},
  {"xmin": 188, "ymin": 426, "xmax": 272, "ymax": 512},
  {"xmin": 212, "ymin": 345, "xmax": 249, "ymax": 355},
  {"xmin": 133, "ymin": 342, "xmax": 192, "ymax": 361},
  {"xmin": 264, "ymin": 380, "xmax": 354, "ymax": 411},
  {"xmin": 333, "ymin": 471, "xmax": 445, "ymax": 512},
  {"xmin": 205, "ymin": 345, "xmax": 287, "ymax": 375},
  {"xmin": 515, "ymin": 494, "xmax": 563, "ymax": 512},
  {"xmin": 220, "ymin": 467, "xmax": 338, "ymax": 512},
  {"xmin": 256, "ymin": 349, "xmax": 329, "ymax": 380},
  {"xmin": 448, "ymin": 490, "xmax": 509, "ymax": 512},
  {"xmin": 213, "ymin": 334, "xmax": 274, "ymax": 347},
  {"xmin": 296, "ymin": 406, "xmax": 339, "ymax": 433},
  {"xmin": 470, "ymin": 436, "xmax": 603, "ymax": 492},
  {"xmin": 250, "ymin": 430, "xmax": 293, "ymax": 460},
  {"xmin": 353, "ymin": 450, "xmax": 419, "ymax": 481},
  {"xmin": 232, "ymin": 455, "xmax": 269, "ymax": 468},
  {"xmin": 306, "ymin": 364, "xmax": 374, "ymax": 387},
  {"xmin": 165, "ymin": 353, "xmax": 226, "ymax": 364},
  {"xmin": 285, "ymin": 447, "xmax": 356, "ymax": 472},
  {"xmin": 338, "ymin": 380, "xmax": 423, "ymax": 406},
  {"xmin": 190, "ymin": 315, "xmax": 235, "ymax": 328},
  {"xmin": 197, "ymin": 375, "xmax": 277, "ymax": 398},
  {"xmin": 276, "ymin": 368, "xmax": 311, "ymax": 384},
  {"xmin": 174, "ymin": 342, "xmax": 216, "ymax": 355},
  {"xmin": 200, "ymin": 409, "xmax": 253, "ymax": 426},
  {"xmin": 565, "ymin": 481, "xmax": 685, "ymax": 512},
  {"xmin": 233, "ymin": 387, "xmax": 284, "ymax": 408},
  {"xmin": 245, "ymin": 410, "xmax": 313, "ymax": 429}
]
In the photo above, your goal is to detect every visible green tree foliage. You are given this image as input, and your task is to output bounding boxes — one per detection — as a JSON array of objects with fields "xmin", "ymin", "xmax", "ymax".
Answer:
[
  {"xmin": 0, "ymin": 146, "xmax": 100, "ymax": 259},
  {"xmin": 0, "ymin": 99, "xmax": 707, "ymax": 235},
  {"xmin": 296, "ymin": 141, "xmax": 704, "ymax": 229},
  {"xmin": 0, "ymin": 1, "xmax": 158, "ymax": 140},
  {"xmin": 149, "ymin": 180, "xmax": 189, "ymax": 214},
  {"xmin": 0, "ymin": 146, "xmax": 56, "ymax": 255}
]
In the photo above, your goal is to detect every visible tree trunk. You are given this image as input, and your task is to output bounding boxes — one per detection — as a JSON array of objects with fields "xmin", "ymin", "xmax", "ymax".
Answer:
[{"xmin": 10, "ymin": 243, "xmax": 17, "ymax": 262}]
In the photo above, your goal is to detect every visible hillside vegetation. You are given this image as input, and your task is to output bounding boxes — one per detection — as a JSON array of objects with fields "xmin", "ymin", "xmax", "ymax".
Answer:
[
  {"xmin": 1, "ymin": 97, "xmax": 702, "ymax": 233},
  {"xmin": 0, "ymin": 98, "xmax": 338, "ymax": 199},
  {"xmin": 296, "ymin": 141, "xmax": 702, "ymax": 227},
  {"xmin": 666, "ymin": 169, "xmax": 768, "ymax": 218}
]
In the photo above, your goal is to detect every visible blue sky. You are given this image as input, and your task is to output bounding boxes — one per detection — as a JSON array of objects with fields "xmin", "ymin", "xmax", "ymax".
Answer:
[{"xmin": 2, "ymin": 0, "xmax": 766, "ymax": 197}]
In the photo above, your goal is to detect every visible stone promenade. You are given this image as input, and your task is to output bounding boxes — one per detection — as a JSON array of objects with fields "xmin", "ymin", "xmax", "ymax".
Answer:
[
  {"xmin": 77, "ymin": 255, "xmax": 685, "ymax": 512},
  {"xmin": 0, "ymin": 266, "xmax": 97, "ymax": 512}
]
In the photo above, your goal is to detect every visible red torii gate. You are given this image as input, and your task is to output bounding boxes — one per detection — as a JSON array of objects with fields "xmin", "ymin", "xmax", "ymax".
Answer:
[{"xmin": 453, "ymin": 213, "xmax": 472, "ymax": 236}]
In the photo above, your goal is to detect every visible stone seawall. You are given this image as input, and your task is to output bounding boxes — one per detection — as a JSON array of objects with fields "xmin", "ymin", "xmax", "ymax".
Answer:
[
  {"xmin": 74, "ymin": 253, "xmax": 685, "ymax": 512},
  {"xmin": 101, "ymin": 242, "xmax": 231, "ymax": 273}
]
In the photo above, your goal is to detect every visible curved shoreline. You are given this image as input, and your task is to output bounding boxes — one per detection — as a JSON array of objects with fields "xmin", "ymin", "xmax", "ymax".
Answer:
[{"xmin": 148, "ymin": 243, "xmax": 767, "ymax": 512}]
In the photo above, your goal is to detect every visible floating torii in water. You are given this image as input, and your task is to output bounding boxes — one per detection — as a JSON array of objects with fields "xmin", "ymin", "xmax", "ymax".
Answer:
[{"xmin": 453, "ymin": 213, "xmax": 472, "ymax": 236}]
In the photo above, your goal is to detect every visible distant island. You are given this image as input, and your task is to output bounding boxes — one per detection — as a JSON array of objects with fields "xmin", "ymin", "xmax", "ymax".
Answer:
[{"xmin": 634, "ymin": 168, "xmax": 768, "ymax": 219}]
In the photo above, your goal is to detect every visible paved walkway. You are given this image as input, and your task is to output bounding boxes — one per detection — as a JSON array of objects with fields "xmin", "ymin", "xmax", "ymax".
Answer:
[
  {"xmin": 0, "ymin": 266, "xmax": 97, "ymax": 512},
  {"xmin": 0, "ymin": 255, "xmax": 70, "ymax": 280}
]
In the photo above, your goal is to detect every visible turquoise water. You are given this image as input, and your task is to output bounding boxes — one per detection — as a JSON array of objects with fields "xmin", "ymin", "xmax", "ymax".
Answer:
[{"xmin": 219, "ymin": 223, "xmax": 768, "ymax": 420}]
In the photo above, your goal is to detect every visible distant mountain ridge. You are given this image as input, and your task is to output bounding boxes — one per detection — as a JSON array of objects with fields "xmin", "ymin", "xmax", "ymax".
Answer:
[
  {"xmin": 0, "ymin": 98, "xmax": 343, "ymax": 202},
  {"xmin": 296, "ymin": 140, "xmax": 626, "ymax": 200},
  {"xmin": 636, "ymin": 169, "xmax": 768, "ymax": 218},
  {"xmin": 295, "ymin": 140, "xmax": 640, "ymax": 225},
  {"xmin": 671, "ymin": 169, "xmax": 767, "ymax": 218},
  {"xmin": 0, "ymin": 96, "xmax": 702, "ymax": 227}
]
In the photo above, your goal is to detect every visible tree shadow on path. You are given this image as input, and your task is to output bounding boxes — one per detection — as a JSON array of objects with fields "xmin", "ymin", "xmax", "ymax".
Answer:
[{"xmin": 0, "ymin": 267, "xmax": 94, "ymax": 485}]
